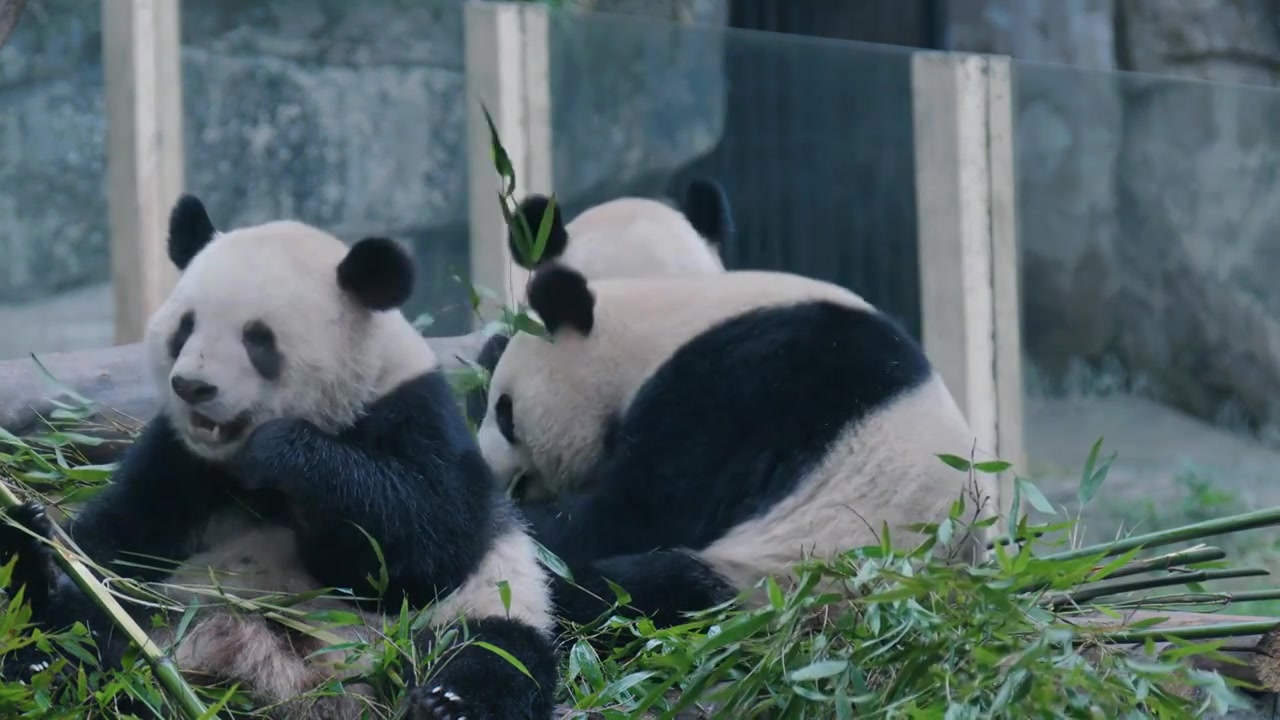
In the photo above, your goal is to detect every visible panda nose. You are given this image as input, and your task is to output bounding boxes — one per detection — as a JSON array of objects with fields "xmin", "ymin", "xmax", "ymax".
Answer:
[{"xmin": 170, "ymin": 375, "xmax": 218, "ymax": 405}]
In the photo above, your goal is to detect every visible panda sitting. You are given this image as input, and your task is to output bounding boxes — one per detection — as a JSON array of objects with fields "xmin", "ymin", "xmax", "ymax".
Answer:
[{"xmin": 0, "ymin": 196, "xmax": 558, "ymax": 720}]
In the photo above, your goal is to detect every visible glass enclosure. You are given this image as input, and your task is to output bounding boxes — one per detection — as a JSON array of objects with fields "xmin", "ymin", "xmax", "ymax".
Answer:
[
  {"xmin": 1013, "ymin": 57, "xmax": 1280, "ymax": 610},
  {"xmin": 0, "ymin": 1, "xmax": 112, "ymax": 361}
]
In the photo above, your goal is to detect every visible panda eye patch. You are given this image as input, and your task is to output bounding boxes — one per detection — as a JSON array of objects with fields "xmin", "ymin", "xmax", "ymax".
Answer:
[
  {"xmin": 168, "ymin": 311, "xmax": 195, "ymax": 358},
  {"xmin": 242, "ymin": 320, "xmax": 283, "ymax": 380},
  {"xmin": 495, "ymin": 394, "xmax": 517, "ymax": 444}
]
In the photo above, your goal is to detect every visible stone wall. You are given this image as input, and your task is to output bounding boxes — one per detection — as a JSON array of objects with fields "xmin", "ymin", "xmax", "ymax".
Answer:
[
  {"xmin": 948, "ymin": 0, "xmax": 1280, "ymax": 439},
  {"xmin": 0, "ymin": 0, "xmax": 726, "ymax": 334}
]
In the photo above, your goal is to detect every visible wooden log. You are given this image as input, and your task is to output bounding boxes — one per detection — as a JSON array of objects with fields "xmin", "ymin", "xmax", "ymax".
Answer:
[
  {"xmin": 0, "ymin": 334, "xmax": 487, "ymax": 448},
  {"xmin": 1075, "ymin": 609, "xmax": 1280, "ymax": 694},
  {"xmin": 0, "ymin": 0, "xmax": 26, "ymax": 51}
]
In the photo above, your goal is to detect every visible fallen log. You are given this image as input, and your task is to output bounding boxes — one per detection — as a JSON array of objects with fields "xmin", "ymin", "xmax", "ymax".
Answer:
[{"xmin": 0, "ymin": 334, "xmax": 486, "ymax": 450}]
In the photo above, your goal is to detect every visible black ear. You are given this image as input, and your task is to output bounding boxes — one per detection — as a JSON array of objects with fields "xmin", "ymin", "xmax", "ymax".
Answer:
[
  {"xmin": 337, "ymin": 237, "xmax": 415, "ymax": 311},
  {"xmin": 168, "ymin": 194, "xmax": 217, "ymax": 270},
  {"xmin": 465, "ymin": 332, "xmax": 512, "ymax": 425},
  {"xmin": 681, "ymin": 178, "xmax": 735, "ymax": 250},
  {"xmin": 527, "ymin": 264, "xmax": 594, "ymax": 336},
  {"xmin": 508, "ymin": 194, "xmax": 568, "ymax": 269}
]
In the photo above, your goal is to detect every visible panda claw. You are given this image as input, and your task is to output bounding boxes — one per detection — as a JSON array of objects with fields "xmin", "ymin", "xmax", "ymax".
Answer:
[
  {"xmin": 6, "ymin": 501, "xmax": 53, "ymax": 538},
  {"xmin": 409, "ymin": 684, "xmax": 469, "ymax": 720}
]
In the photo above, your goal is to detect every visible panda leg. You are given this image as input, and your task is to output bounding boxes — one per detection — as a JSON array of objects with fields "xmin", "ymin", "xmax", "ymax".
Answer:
[
  {"xmin": 554, "ymin": 550, "xmax": 738, "ymax": 633},
  {"xmin": 405, "ymin": 617, "xmax": 558, "ymax": 720}
]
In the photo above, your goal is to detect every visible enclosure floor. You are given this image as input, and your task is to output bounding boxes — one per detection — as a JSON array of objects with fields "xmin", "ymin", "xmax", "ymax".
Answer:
[{"xmin": 1026, "ymin": 393, "xmax": 1280, "ymax": 541}]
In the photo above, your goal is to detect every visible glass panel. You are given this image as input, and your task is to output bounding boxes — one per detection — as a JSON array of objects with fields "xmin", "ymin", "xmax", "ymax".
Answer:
[
  {"xmin": 1015, "ymin": 57, "xmax": 1280, "ymax": 610},
  {"xmin": 545, "ymin": 8, "xmax": 924, "ymax": 337},
  {"xmin": 0, "ymin": 1, "xmax": 113, "ymax": 361},
  {"xmin": 179, "ymin": 0, "xmax": 474, "ymax": 336}
]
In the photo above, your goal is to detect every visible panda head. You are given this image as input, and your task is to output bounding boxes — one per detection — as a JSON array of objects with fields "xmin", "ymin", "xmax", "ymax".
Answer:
[
  {"xmin": 145, "ymin": 194, "xmax": 423, "ymax": 462},
  {"xmin": 504, "ymin": 185, "xmax": 728, "ymax": 281},
  {"xmin": 476, "ymin": 264, "xmax": 611, "ymax": 497}
]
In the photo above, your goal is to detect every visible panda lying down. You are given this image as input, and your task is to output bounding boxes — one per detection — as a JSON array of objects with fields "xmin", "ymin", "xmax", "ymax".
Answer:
[
  {"xmin": 0, "ymin": 196, "xmax": 558, "ymax": 720},
  {"xmin": 474, "ymin": 263, "xmax": 996, "ymax": 634}
]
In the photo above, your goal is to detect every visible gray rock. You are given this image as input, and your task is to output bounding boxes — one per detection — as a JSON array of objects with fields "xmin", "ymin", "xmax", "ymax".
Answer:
[
  {"xmin": 951, "ymin": 0, "xmax": 1280, "ymax": 440},
  {"xmin": 0, "ymin": 0, "xmax": 726, "ymax": 338}
]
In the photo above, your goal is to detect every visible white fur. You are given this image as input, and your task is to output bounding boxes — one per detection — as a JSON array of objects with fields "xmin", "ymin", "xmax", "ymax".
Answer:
[
  {"xmin": 146, "ymin": 221, "xmax": 438, "ymax": 463},
  {"xmin": 426, "ymin": 528, "xmax": 554, "ymax": 635},
  {"xmin": 479, "ymin": 269, "xmax": 997, "ymax": 592},
  {"xmin": 700, "ymin": 373, "xmax": 994, "ymax": 592},
  {"xmin": 538, "ymin": 197, "xmax": 725, "ymax": 284}
]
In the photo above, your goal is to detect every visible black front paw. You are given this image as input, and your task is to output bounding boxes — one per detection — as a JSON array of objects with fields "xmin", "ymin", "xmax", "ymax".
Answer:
[
  {"xmin": 0, "ymin": 501, "xmax": 56, "ymax": 611},
  {"xmin": 236, "ymin": 418, "xmax": 307, "ymax": 491},
  {"xmin": 408, "ymin": 685, "xmax": 471, "ymax": 720}
]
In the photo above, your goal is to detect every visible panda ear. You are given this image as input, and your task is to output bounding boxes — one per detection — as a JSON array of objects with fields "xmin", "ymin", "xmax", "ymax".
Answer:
[
  {"xmin": 527, "ymin": 264, "xmax": 594, "ymax": 337},
  {"xmin": 508, "ymin": 194, "xmax": 568, "ymax": 270},
  {"xmin": 337, "ymin": 237, "xmax": 415, "ymax": 311},
  {"xmin": 681, "ymin": 178, "xmax": 735, "ymax": 250},
  {"xmin": 168, "ymin": 194, "xmax": 217, "ymax": 270}
]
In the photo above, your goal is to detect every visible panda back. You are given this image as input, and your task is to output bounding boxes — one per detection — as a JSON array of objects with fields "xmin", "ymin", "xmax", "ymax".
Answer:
[{"xmin": 536, "ymin": 283, "xmax": 986, "ymax": 579}]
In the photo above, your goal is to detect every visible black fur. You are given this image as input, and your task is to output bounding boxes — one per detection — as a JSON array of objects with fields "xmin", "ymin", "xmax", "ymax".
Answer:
[
  {"xmin": 337, "ymin": 236, "xmax": 415, "ymax": 311},
  {"xmin": 168, "ymin": 194, "xmax": 217, "ymax": 270},
  {"xmin": 167, "ymin": 310, "xmax": 195, "ymax": 359},
  {"xmin": 242, "ymin": 320, "xmax": 283, "ymax": 380},
  {"xmin": 680, "ymin": 178, "xmax": 735, "ymax": 250},
  {"xmin": 507, "ymin": 195, "xmax": 568, "ymax": 270},
  {"xmin": 527, "ymin": 265, "xmax": 594, "ymax": 336},
  {"xmin": 464, "ymin": 332, "xmax": 511, "ymax": 426},
  {"xmin": 519, "ymin": 301, "xmax": 931, "ymax": 627},
  {"xmin": 0, "ymin": 371, "xmax": 557, "ymax": 720}
]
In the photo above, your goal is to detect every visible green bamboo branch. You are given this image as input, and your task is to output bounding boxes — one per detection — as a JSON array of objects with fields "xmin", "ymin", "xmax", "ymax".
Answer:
[
  {"xmin": 0, "ymin": 482, "xmax": 217, "ymax": 720},
  {"xmin": 1085, "ymin": 545, "xmax": 1225, "ymax": 583},
  {"xmin": 1111, "ymin": 588, "xmax": 1280, "ymax": 609},
  {"xmin": 1099, "ymin": 619, "xmax": 1280, "ymax": 645},
  {"xmin": 1045, "ymin": 506, "xmax": 1280, "ymax": 562},
  {"xmin": 1047, "ymin": 568, "xmax": 1270, "ymax": 608}
]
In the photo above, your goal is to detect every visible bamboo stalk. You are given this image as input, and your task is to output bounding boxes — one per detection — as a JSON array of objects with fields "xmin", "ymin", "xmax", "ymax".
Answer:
[
  {"xmin": 0, "ymin": 482, "xmax": 216, "ymax": 720},
  {"xmin": 1111, "ymin": 588, "xmax": 1280, "ymax": 609},
  {"xmin": 1100, "ymin": 619, "xmax": 1280, "ymax": 644},
  {"xmin": 1048, "ymin": 568, "xmax": 1271, "ymax": 608},
  {"xmin": 1045, "ymin": 506, "xmax": 1280, "ymax": 562},
  {"xmin": 1087, "ymin": 545, "xmax": 1226, "ymax": 583}
]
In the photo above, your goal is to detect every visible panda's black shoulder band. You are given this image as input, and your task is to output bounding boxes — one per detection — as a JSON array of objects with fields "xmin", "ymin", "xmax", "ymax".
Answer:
[
  {"xmin": 338, "ymin": 237, "xmax": 415, "ymax": 311},
  {"xmin": 527, "ymin": 264, "xmax": 594, "ymax": 336},
  {"xmin": 508, "ymin": 194, "xmax": 568, "ymax": 269},
  {"xmin": 167, "ymin": 194, "xmax": 217, "ymax": 270}
]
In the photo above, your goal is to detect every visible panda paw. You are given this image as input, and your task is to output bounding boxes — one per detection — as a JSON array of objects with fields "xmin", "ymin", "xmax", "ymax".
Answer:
[
  {"xmin": 236, "ymin": 418, "xmax": 310, "ymax": 491},
  {"xmin": 0, "ymin": 500, "xmax": 54, "ymax": 558},
  {"xmin": 0, "ymin": 501, "xmax": 56, "ymax": 610},
  {"xmin": 408, "ymin": 685, "xmax": 470, "ymax": 720},
  {"xmin": 3, "ymin": 501, "xmax": 54, "ymax": 538}
]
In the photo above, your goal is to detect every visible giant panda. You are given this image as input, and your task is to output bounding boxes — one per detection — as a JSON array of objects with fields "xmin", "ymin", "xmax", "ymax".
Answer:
[
  {"xmin": 506, "ymin": 177, "xmax": 734, "ymax": 280},
  {"xmin": 474, "ymin": 263, "xmax": 996, "ymax": 632},
  {"xmin": 464, "ymin": 178, "xmax": 735, "ymax": 427},
  {"xmin": 0, "ymin": 196, "xmax": 558, "ymax": 720}
]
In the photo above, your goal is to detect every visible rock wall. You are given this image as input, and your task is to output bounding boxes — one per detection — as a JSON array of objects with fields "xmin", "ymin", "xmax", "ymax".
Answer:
[
  {"xmin": 0, "ymin": 0, "xmax": 726, "ymax": 334},
  {"xmin": 948, "ymin": 0, "xmax": 1280, "ymax": 438}
]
